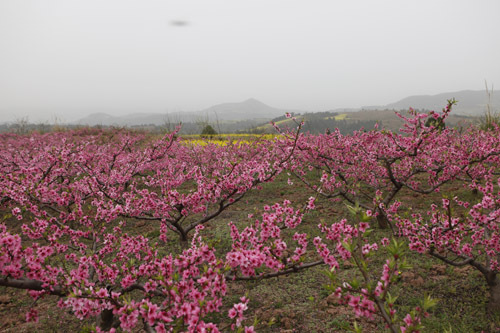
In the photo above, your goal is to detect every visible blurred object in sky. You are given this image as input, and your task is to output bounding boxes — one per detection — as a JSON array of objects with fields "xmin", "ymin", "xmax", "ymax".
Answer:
[{"xmin": 170, "ymin": 20, "xmax": 189, "ymax": 27}]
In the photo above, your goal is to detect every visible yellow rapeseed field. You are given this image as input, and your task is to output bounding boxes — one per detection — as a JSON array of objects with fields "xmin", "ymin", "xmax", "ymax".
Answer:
[{"xmin": 180, "ymin": 133, "xmax": 279, "ymax": 146}]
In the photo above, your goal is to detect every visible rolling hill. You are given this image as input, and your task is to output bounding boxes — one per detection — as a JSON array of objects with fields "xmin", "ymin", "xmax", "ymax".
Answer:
[
  {"xmin": 364, "ymin": 90, "xmax": 499, "ymax": 115},
  {"xmin": 75, "ymin": 99, "xmax": 297, "ymax": 126}
]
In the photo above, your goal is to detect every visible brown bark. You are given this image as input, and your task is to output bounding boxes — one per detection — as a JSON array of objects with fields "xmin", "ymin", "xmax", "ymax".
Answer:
[
  {"xmin": 486, "ymin": 274, "xmax": 500, "ymax": 314},
  {"xmin": 98, "ymin": 309, "xmax": 114, "ymax": 331},
  {"xmin": 376, "ymin": 209, "xmax": 389, "ymax": 229},
  {"xmin": 0, "ymin": 277, "xmax": 65, "ymax": 296}
]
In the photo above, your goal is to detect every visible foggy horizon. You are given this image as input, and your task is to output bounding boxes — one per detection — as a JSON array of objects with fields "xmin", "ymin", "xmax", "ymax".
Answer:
[{"xmin": 1, "ymin": 0, "xmax": 500, "ymax": 123}]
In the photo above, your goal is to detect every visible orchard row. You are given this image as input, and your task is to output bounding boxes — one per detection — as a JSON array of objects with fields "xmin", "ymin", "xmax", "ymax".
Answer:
[{"xmin": 1, "ymin": 101, "xmax": 500, "ymax": 332}]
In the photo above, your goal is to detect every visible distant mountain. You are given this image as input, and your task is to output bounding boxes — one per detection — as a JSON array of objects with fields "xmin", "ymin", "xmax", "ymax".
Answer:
[
  {"xmin": 197, "ymin": 98, "xmax": 296, "ymax": 121},
  {"xmin": 72, "ymin": 92, "xmax": 496, "ymax": 127},
  {"xmin": 75, "ymin": 112, "xmax": 175, "ymax": 127},
  {"xmin": 364, "ymin": 90, "xmax": 500, "ymax": 115},
  {"xmin": 75, "ymin": 98, "xmax": 296, "ymax": 126},
  {"xmin": 77, "ymin": 112, "xmax": 116, "ymax": 125}
]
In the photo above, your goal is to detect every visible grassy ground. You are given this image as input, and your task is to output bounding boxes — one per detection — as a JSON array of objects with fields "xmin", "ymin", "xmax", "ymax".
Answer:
[{"xmin": 1, "ymin": 173, "xmax": 499, "ymax": 332}]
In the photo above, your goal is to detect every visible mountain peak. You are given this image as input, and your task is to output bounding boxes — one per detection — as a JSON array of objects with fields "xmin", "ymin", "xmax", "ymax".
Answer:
[
  {"xmin": 199, "ymin": 98, "xmax": 293, "ymax": 121},
  {"xmin": 242, "ymin": 98, "xmax": 266, "ymax": 105}
]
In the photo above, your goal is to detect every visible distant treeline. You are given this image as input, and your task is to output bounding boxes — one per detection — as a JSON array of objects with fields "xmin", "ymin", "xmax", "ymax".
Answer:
[
  {"xmin": 0, "ymin": 112, "xmax": 378, "ymax": 135},
  {"xmin": 300, "ymin": 112, "xmax": 380, "ymax": 134},
  {"xmin": 0, "ymin": 119, "xmax": 265, "ymax": 135},
  {"xmin": 241, "ymin": 112, "xmax": 381, "ymax": 135},
  {"xmin": 302, "ymin": 119, "xmax": 380, "ymax": 135}
]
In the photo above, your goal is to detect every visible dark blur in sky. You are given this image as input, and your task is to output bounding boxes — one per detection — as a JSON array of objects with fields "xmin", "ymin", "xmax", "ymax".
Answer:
[{"xmin": 1, "ymin": 0, "xmax": 499, "ymax": 122}]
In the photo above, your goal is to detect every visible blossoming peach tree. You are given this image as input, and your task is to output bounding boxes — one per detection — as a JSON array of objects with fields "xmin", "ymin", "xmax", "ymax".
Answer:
[
  {"xmin": 289, "ymin": 100, "xmax": 500, "ymax": 230},
  {"xmin": 395, "ymin": 178, "xmax": 500, "ymax": 312},
  {"xmin": 226, "ymin": 197, "xmax": 437, "ymax": 332},
  {"xmin": 0, "ymin": 127, "xmax": 300, "ymax": 332}
]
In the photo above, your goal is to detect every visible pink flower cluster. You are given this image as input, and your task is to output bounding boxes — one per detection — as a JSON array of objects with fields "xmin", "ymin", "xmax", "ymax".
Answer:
[{"xmin": 226, "ymin": 200, "xmax": 309, "ymax": 277}]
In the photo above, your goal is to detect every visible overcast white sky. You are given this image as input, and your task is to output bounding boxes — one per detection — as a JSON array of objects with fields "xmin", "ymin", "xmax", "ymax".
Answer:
[{"xmin": 1, "ymin": 0, "xmax": 499, "ymax": 123}]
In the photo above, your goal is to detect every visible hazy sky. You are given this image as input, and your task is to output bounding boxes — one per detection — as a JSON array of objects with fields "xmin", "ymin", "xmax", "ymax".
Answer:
[{"xmin": 1, "ymin": 0, "xmax": 499, "ymax": 123}]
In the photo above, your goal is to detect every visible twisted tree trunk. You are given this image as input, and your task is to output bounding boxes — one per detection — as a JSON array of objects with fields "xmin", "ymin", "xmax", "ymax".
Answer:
[{"xmin": 485, "ymin": 274, "xmax": 500, "ymax": 313}]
